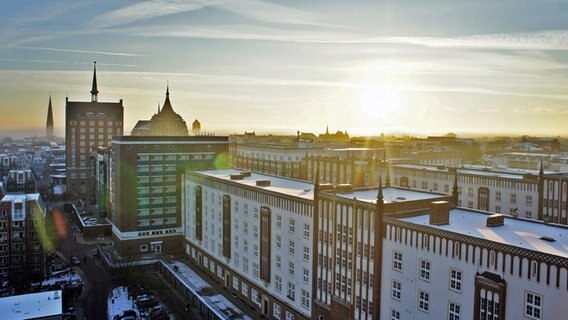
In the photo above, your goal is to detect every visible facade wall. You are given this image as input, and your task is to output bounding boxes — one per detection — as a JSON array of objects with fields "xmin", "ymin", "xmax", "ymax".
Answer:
[
  {"xmin": 65, "ymin": 100, "xmax": 123, "ymax": 198},
  {"xmin": 380, "ymin": 217, "xmax": 568, "ymax": 320},
  {"xmin": 183, "ymin": 171, "xmax": 313, "ymax": 320},
  {"xmin": 0, "ymin": 196, "xmax": 45, "ymax": 286},
  {"xmin": 390, "ymin": 165, "xmax": 540, "ymax": 219}
]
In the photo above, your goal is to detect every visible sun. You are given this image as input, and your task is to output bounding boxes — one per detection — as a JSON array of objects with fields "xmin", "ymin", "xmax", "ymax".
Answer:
[{"xmin": 359, "ymin": 83, "xmax": 401, "ymax": 120}]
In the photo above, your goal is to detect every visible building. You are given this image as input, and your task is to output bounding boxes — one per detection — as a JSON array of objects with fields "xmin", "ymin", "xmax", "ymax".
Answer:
[
  {"xmin": 380, "ymin": 208, "xmax": 568, "ymax": 320},
  {"xmin": 131, "ymin": 86, "xmax": 188, "ymax": 136},
  {"xmin": 65, "ymin": 62, "xmax": 124, "ymax": 198},
  {"xmin": 5, "ymin": 169, "xmax": 36, "ymax": 194},
  {"xmin": 46, "ymin": 96, "xmax": 54, "ymax": 140},
  {"xmin": 102, "ymin": 135, "xmax": 229, "ymax": 257},
  {"xmin": 0, "ymin": 290, "xmax": 62, "ymax": 319},
  {"xmin": 182, "ymin": 169, "xmax": 316, "ymax": 320},
  {"xmin": 0, "ymin": 193, "xmax": 46, "ymax": 287},
  {"xmin": 180, "ymin": 168, "xmax": 568, "ymax": 320}
]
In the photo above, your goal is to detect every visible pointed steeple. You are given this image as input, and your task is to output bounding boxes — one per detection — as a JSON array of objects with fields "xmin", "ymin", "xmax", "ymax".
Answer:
[
  {"xmin": 377, "ymin": 176, "xmax": 384, "ymax": 201},
  {"xmin": 161, "ymin": 83, "xmax": 174, "ymax": 113},
  {"xmin": 90, "ymin": 61, "xmax": 99, "ymax": 102},
  {"xmin": 46, "ymin": 96, "xmax": 54, "ymax": 138},
  {"xmin": 452, "ymin": 172, "xmax": 459, "ymax": 206}
]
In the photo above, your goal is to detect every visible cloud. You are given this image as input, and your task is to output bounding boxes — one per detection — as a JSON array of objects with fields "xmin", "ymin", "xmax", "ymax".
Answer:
[
  {"xmin": 17, "ymin": 46, "xmax": 144, "ymax": 57},
  {"xmin": 91, "ymin": 0, "xmax": 330, "ymax": 29},
  {"xmin": 91, "ymin": 0, "xmax": 219, "ymax": 29},
  {"xmin": 381, "ymin": 30, "xmax": 568, "ymax": 50}
]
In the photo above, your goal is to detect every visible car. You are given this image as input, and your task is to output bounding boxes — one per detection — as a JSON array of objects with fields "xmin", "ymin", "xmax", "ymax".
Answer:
[{"xmin": 70, "ymin": 256, "xmax": 80, "ymax": 265}]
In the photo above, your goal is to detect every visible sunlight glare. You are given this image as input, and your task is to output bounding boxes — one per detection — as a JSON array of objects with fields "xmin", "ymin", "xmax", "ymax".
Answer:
[{"xmin": 359, "ymin": 83, "xmax": 401, "ymax": 120}]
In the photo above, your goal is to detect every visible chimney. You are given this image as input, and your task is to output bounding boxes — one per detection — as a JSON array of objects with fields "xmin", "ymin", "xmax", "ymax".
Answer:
[
  {"xmin": 486, "ymin": 214, "xmax": 504, "ymax": 227},
  {"xmin": 429, "ymin": 201, "xmax": 450, "ymax": 225},
  {"xmin": 256, "ymin": 179, "xmax": 271, "ymax": 187}
]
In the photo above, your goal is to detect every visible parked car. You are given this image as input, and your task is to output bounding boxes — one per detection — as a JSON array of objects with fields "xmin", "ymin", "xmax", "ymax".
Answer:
[{"xmin": 71, "ymin": 256, "xmax": 80, "ymax": 265}]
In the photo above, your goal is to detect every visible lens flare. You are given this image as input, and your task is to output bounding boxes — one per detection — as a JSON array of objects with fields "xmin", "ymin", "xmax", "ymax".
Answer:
[{"xmin": 52, "ymin": 209, "xmax": 68, "ymax": 239}]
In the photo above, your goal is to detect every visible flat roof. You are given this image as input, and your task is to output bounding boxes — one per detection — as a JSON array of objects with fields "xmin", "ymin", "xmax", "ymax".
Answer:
[
  {"xmin": 1, "ymin": 193, "xmax": 41, "ymax": 202},
  {"xmin": 336, "ymin": 187, "xmax": 443, "ymax": 204},
  {"xmin": 392, "ymin": 163, "xmax": 550, "ymax": 179},
  {"xmin": 0, "ymin": 290, "xmax": 62, "ymax": 320},
  {"xmin": 402, "ymin": 209, "xmax": 568, "ymax": 258},
  {"xmin": 196, "ymin": 169, "xmax": 314, "ymax": 200}
]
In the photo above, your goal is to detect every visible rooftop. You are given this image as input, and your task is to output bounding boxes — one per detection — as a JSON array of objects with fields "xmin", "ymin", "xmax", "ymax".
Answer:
[
  {"xmin": 392, "ymin": 163, "xmax": 552, "ymax": 179},
  {"xmin": 336, "ymin": 187, "xmax": 444, "ymax": 204},
  {"xmin": 402, "ymin": 208, "xmax": 568, "ymax": 258},
  {"xmin": 197, "ymin": 169, "xmax": 314, "ymax": 200},
  {"xmin": 1, "ymin": 193, "xmax": 41, "ymax": 202},
  {"xmin": 0, "ymin": 290, "xmax": 62, "ymax": 320}
]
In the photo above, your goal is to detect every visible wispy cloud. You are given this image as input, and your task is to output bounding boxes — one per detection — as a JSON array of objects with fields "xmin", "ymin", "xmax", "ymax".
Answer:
[
  {"xmin": 18, "ymin": 46, "xmax": 144, "ymax": 57},
  {"xmin": 91, "ymin": 0, "xmax": 220, "ymax": 29},
  {"xmin": 91, "ymin": 0, "xmax": 330, "ymax": 29}
]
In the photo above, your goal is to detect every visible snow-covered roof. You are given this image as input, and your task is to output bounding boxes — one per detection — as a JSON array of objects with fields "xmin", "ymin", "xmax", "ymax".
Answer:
[
  {"xmin": 0, "ymin": 290, "xmax": 62, "ymax": 320},
  {"xmin": 164, "ymin": 260, "xmax": 252, "ymax": 319},
  {"xmin": 198, "ymin": 169, "xmax": 314, "ymax": 200},
  {"xmin": 401, "ymin": 209, "xmax": 568, "ymax": 258},
  {"xmin": 336, "ymin": 187, "xmax": 442, "ymax": 204},
  {"xmin": 392, "ymin": 163, "xmax": 547, "ymax": 179},
  {"xmin": 0, "ymin": 193, "xmax": 41, "ymax": 202}
]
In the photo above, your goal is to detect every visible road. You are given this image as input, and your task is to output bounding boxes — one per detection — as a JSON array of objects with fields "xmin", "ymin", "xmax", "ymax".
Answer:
[{"xmin": 55, "ymin": 203, "xmax": 121, "ymax": 319}]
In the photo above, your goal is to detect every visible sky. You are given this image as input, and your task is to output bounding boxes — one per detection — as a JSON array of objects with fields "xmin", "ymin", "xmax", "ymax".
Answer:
[{"xmin": 1, "ymin": 0, "xmax": 568, "ymax": 138}]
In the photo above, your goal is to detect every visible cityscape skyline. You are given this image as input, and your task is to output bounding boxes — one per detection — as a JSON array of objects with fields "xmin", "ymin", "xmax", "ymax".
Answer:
[{"xmin": 1, "ymin": 0, "xmax": 568, "ymax": 138}]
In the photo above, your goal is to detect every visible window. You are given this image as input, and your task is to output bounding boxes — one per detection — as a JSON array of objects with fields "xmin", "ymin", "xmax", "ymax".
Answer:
[
  {"xmin": 393, "ymin": 251, "xmax": 402, "ymax": 271},
  {"xmin": 285, "ymin": 311, "xmax": 294, "ymax": 320},
  {"xmin": 526, "ymin": 195, "xmax": 533, "ymax": 206},
  {"xmin": 303, "ymin": 268, "xmax": 309, "ymax": 284},
  {"xmin": 289, "ymin": 262, "xmax": 295, "ymax": 276},
  {"xmin": 273, "ymin": 303, "xmax": 281, "ymax": 319},
  {"xmin": 233, "ymin": 277, "xmax": 239, "ymax": 289},
  {"xmin": 418, "ymin": 291, "xmax": 429, "ymax": 312},
  {"xmin": 287, "ymin": 282, "xmax": 295, "ymax": 301},
  {"xmin": 420, "ymin": 260, "xmax": 431, "ymax": 281},
  {"xmin": 304, "ymin": 223, "xmax": 310, "ymax": 238},
  {"xmin": 510, "ymin": 193, "xmax": 517, "ymax": 204},
  {"xmin": 391, "ymin": 280, "xmax": 401, "ymax": 300},
  {"xmin": 301, "ymin": 289, "xmax": 310, "ymax": 309},
  {"xmin": 391, "ymin": 309, "xmax": 400, "ymax": 320},
  {"xmin": 525, "ymin": 292, "xmax": 542, "ymax": 319},
  {"xmin": 242, "ymin": 282, "xmax": 249, "ymax": 296},
  {"xmin": 276, "ymin": 235, "xmax": 281, "ymax": 249},
  {"xmin": 289, "ymin": 241, "xmax": 295, "ymax": 255},
  {"xmin": 303, "ymin": 246, "xmax": 310, "ymax": 261},
  {"xmin": 275, "ymin": 275, "xmax": 282, "ymax": 292},
  {"xmin": 276, "ymin": 255, "xmax": 281, "ymax": 269},
  {"xmin": 289, "ymin": 219, "xmax": 295, "ymax": 233},
  {"xmin": 450, "ymin": 269, "xmax": 462, "ymax": 292},
  {"xmin": 495, "ymin": 191, "xmax": 501, "ymax": 201},
  {"xmin": 276, "ymin": 215, "xmax": 282, "ymax": 228},
  {"xmin": 449, "ymin": 302, "xmax": 461, "ymax": 320}
]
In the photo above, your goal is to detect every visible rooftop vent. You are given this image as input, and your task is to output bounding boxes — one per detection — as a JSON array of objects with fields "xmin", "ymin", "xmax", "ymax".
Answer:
[
  {"xmin": 240, "ymin": 170, "xmax": 252, "ymax": 177},
  {"xmin": 540, "ymin": 236, "xmax": 556, "ymax": 242},
  {"xmin": 256, "ymin": 179, "xmax": 271, "ymax": 187},
  {"xmin": 230, "ymin": 174, "xmax": 244, "ymax": 180},
  {"xmin": 429, "ymin": 201, "xmax": 450, "ymax": 225},
  {"xmin": 486, "ymin": 214, "xmax": 504, "ymax": 227}
]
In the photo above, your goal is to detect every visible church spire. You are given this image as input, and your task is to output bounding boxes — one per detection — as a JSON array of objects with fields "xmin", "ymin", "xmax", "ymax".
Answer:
[
  {"xmin": 377, "ymin": 175, "xmax": 384, "ymax": 201},
  {"xmin": 161, "ymin": 83, "xmax": 174, "ymax": 112},
  {"xmin": 46, "ymin": 95, "xmax": 54, "ymax": 138},
  {"xmin": 90, "ymin": 61, "xmax": 99, "ymax": 102}
]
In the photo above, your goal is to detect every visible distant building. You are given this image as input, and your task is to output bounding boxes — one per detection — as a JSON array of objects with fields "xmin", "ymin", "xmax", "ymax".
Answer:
[
  {"xmin": 131, "ymin": 86, "xmax": 188, "ymax": 136},
  {"xmin": 46, "ymin": 96, "xmax": 54, "ymax": 140},
  {"xmin": 65, "ymin": 62, "xmax": 124, "ymax": 199},
  {"xmin": 192, "ymin": 119, "xmax": 201, "ymax": 135},
  {"xmin": 5, "ymin": 169, "xmax": 36, "ymax": 194},
  {"xmin": 100, "ymin": 135, "xmax": 229, "ymax": 257},
  {"xmin": 0, "ymin": 193, "xmax": 46, "ymax": 287}
]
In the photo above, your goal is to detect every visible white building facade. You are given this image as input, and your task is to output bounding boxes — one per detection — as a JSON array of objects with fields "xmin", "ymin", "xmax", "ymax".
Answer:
[{"xmin": 182, "ymin": 169, "xmax": 314, "ymax": 320}]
